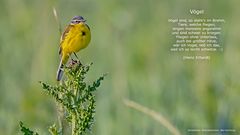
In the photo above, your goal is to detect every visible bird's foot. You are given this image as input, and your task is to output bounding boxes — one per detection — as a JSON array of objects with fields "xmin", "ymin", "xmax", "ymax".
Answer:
[{"xmin": 69, "ymin": 58, "xmax": 82, "ymax": 67}]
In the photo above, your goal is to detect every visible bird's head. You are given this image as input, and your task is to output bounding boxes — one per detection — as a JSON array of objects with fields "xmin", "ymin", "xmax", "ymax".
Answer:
[{"xmin": 70, "ymin": 16, "xmax": 86, "ymax": 24}]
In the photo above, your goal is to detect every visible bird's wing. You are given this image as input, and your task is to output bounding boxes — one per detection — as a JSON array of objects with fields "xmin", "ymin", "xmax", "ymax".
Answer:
[{"xmin": 59, "ymin": 25, "xmax": 73, "ymax": 55}]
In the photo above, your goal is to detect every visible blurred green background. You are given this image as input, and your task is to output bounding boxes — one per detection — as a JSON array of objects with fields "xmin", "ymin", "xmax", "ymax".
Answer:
[{"xmin": 0, "ymin": 0, "xmax": 240, "ymax": 134}]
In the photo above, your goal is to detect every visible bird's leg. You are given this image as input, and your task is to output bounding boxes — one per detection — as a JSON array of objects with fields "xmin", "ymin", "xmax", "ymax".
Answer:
[
  {"xmin": 68, "ymin": 53, "xmax": 82, "ymax": 68},
  {"xmin": 73, "ymin": 53, "xmax": 82, "ymax": 65},
  {"xmin": 69, "ymin": 54, "xmax": 77, "ymax": 65},
  {"xmin": 70, "ymin": 55, "xmax": 75, "ymax": 61},
  {"xmin": 73, "ymin": 53, "xmax": 79, "ymax": 60},
  {"xmin": 66, "ymin": 54, "xmax": 77, "ymax": 68},
  {"xmin": 69, "ymin": 59, "xmax": 78, "ymax": 67}
]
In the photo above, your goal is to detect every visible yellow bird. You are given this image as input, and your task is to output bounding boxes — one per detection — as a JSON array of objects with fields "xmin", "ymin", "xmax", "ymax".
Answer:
[{"xmin": 56, "ymin": 16, "xmax": 91, "ymax": 81}]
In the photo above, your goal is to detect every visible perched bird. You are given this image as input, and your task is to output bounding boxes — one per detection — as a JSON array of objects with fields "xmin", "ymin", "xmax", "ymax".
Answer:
[{"xmin": 56, "ymin": 16, "xmax": 91, "ymax": 81}]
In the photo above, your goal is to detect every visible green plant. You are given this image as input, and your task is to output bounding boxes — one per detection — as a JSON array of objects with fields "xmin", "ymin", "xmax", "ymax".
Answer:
[
  {"xmin": 20, "ymin": 62, "xmax": 106, "ymax": 135},
  {"xmin": 19, "ymin": 121, "xmax": 39, "ymax": 135}
]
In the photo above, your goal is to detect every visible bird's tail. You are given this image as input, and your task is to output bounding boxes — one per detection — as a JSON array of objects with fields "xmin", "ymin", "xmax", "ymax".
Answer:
[{"xmin": 56, "ymin": 58, "xmax": 64, "ymax": 81}]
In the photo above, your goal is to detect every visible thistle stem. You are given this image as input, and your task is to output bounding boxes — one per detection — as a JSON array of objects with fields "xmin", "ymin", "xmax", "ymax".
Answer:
[
  {"xmin": 72, "ymin": 86, "xmax": 78, "ymax": 135},
  {"xmin": 57, "ymin": 103, "xmax": 64, "ymax": 135},
  {"xmin": 71, "ymin": 114, "xmax": 76, "ymax": 135}
]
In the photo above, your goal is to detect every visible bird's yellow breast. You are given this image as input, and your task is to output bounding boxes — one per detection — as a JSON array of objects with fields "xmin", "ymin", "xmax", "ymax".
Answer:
[{"xmin": 61, "ymin": 23, "xmax": 91, "ymax": 54}]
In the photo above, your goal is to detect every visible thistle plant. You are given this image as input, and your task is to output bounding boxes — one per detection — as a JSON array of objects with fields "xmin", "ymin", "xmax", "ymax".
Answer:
[
  {"xmin": 20, "ymin": 62, "xmax": 106, "ymax": 135},
  {"xmin": 19, "ymin": 121, "xmax": 39, "ymax": 135}
]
